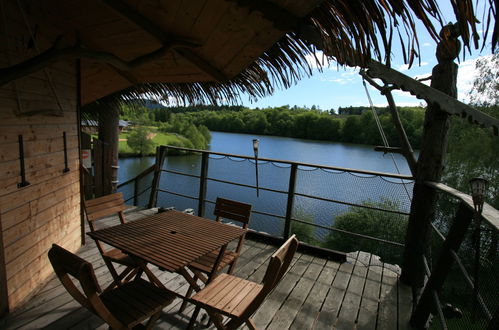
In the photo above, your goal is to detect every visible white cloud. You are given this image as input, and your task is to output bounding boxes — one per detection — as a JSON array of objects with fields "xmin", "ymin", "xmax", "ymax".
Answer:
[
  {"xmin": 304, "ymin": 51, "xmax": 330, "ymax": 70},
  {"xmin": 423, "ymin": 42, "xmax": 432, "ymax": 47}
]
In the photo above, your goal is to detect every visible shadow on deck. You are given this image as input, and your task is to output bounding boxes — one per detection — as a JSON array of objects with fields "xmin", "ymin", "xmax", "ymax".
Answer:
[{"xmin": 0, "ymin": 209, "xmax": 414, "ymax": 329}]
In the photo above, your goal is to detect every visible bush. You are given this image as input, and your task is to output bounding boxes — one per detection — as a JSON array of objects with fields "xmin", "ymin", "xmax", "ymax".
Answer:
[{"xmin": 322, "ymin": 199, "xmax": 407, "ymax": 265}]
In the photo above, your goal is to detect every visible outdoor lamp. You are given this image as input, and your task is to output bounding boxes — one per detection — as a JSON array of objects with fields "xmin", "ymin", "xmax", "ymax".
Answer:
[
  {"xmin": 253, "ymin": 139, "xmax": 260, "ymax": 197},
  {"xmin": 253, "ymin": 139, "xmax": 259, "ymax": 158},
  {"xmin": 469, "ymin": 177, "xmax": 488, "ymax": 214}
]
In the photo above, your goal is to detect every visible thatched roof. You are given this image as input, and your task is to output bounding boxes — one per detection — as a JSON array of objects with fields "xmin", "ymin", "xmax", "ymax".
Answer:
[{"xmin": 2, "ymin": 0, "xmax": 496, "ymax": 106}]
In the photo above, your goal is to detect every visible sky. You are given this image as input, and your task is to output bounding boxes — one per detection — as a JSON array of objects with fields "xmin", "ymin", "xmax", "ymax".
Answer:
[{"xmin": 239, "ymin": 2, "xmax": 496, "ymax": 111}]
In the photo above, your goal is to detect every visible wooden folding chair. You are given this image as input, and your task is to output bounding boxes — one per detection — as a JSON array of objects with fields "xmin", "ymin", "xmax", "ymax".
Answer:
[
  {"xmin": 48, "ymin": 244, "xmax": 174, "ymax": 329},
  {"xmin": 188, "ymin": 234, "xmax": 299, "ymax": 329},
  {"xmin": 84, "ymin": 192, "xmax": 141, "ymax": 289},
  {"xmin": 179, "ymin": 197, "xmax": 252, "ymax": 312}
]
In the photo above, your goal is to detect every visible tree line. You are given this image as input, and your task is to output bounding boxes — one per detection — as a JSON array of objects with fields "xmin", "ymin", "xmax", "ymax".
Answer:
[{"xmin": 135, "ymin": 104, "xmax": 426, "ymax": 148}]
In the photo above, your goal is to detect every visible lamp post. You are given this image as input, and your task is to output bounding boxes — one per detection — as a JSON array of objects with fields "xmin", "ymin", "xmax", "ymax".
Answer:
[
  {"xmin": 469, "ymin": 177, "xmax": 488, "ymax": 321},
  {"xmin": 253, "ymin": 139, "xmax": 259, "ymax": 197}
]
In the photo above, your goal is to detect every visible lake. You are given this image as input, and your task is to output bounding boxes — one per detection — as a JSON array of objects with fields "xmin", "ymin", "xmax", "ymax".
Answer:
[{"xmin": 118, "ymin": 131, "xmax": 414, "ymax": 239}]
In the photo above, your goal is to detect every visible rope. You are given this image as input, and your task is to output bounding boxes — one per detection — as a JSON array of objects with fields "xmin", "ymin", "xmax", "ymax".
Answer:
[{"xmin": 362, "ymin": 79, "xmax": 413, "ymax": 202}]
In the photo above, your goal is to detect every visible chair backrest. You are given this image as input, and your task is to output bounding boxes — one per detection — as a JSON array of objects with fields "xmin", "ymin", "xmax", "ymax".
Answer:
[
  {"xmin": 227, "ymin": 235, "xmax": 298, "ymax": 328},
  {"xmin": 214, "ymin": 197, "xmax": 252, "ymax": 229},
  {"xmin": 261, "ymin": 234, "xmax": 299, "ymax": 292},
  {"xmin": 84, "ymin": 192, "xmax": 127, "ymax": 229},
  {"xmin": 84, "ymin": 193, "xmax": 127, "ymax": 255},
  {"xmin": 48, "ymin": 244, "xmax": 124, "ymax": 328}
]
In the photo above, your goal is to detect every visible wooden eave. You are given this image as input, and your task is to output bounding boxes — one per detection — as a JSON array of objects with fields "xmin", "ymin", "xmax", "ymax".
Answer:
[{"xmin": 2, "ymin": 0, "xmax": 321, "ymax": 105}]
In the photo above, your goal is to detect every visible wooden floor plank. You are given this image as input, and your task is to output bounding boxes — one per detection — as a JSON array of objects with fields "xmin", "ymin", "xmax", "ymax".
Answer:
[
  {"xmin": 376, "ymin": 265, "xmax": 399, "ymax": 330},
  {"xmin": 356, "ymin": 255, "xmax": 383, "ymax": 330},
  {"xmin": 290, "ymin": 259, "xmax": 340, "ymax": 330},
  {"xmin": 266, "ymin": 257, "xmax": 327, "ymax": 330},
  {"xmin": 334, "ymin": 253, "xmax": 369, "ymax": 329},
  {"xmin": 252, "ymin": 253, "xmax": 312, "ymax": 329},
  {"xmin": 314, "ymin": 261, "xmax": 355, "ymax": 329},
  {"xmin": 0, "ymin": 209, "xmax": 412, "ymax": 330}
]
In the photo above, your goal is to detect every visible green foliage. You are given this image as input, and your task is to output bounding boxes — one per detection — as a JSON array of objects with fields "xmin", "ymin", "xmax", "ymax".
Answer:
[
  {"xmin": 322, "ymin": 199, "xmax": 407, "ymax": 265},
  {"xmin": 126, "ymin": 126, "xmax": 155, "ymax": 156},
  {"xmin": 155, "ymin": 105, "xmax": 425, "ymax": 146},
  {"xmin": 290, "ymin": 209, "xmax": 319, "ymax": 245},
  {"xmin": 443, "ymin": 107, "xmax": 499, "ymax": 209}
]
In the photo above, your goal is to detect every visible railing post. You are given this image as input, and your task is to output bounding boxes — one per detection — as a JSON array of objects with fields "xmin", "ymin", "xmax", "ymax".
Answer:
[
  {"xmin": 133, "ymin": 177, "xmax": 139, "ymax": 206},
  {"xmin": 197, "ymin": 152, "xmax": 209, "ymax": 217},
  {"xmin": 148, "ymin": 146, "xmax": 167, "ymax": 208},
  {"xmin": 283, "ymin": 163, "xmax": 298, "ymax": 239},
  {"xmin": 411, "ymin": 202, "xmax": 474, "ymax": 327}
]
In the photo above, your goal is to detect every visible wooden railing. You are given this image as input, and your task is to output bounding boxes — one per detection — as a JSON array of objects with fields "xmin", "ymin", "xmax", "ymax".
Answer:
[
  {"xmin": 118, "ymin": 145, "xmax": 498, "ymax": 328},
  {"xmin": 144, "ymin": 145, "xmax": 414, "ymax": 261},
  {"xmin": 117, "ymin": 165, "xmax": 155, "ymax": 205},
  {"xmin": 411, "ymin": 181, "xmax": 499, "ymax": 329}
]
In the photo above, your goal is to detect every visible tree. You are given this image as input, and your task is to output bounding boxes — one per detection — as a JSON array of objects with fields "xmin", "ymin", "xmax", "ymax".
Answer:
[
  {"xmin": 469, "ymin": 52, "xmax": 499, "ymax": 107},
  {"xmin": 322, "ymin": 199, "xmax": 407, "ymax": 265},
  {"xmin": 127, "ymin": 126, "xmax": 154, "ymax": 156}
]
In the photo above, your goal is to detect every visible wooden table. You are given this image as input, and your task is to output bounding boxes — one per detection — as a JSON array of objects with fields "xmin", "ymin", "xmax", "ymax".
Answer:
[{"xmin": 87, "ymin": 210, "xmax": 247, "ymax": 290}]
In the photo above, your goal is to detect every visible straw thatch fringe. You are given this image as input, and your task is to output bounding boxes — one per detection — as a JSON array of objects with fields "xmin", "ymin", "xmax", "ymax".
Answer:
[{"xmin": 83, "ymin": 0, "xmax": 496, "ymax": 115}]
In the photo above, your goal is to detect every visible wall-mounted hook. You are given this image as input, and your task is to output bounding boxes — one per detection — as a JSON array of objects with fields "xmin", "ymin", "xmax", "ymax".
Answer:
[
  {"xmin": 17, "ymin": 135, "xmax": 30, "ymax": 188},
  {"xmin": 62, "ymin": 131, "xmax": 70, "ymax": 173}
]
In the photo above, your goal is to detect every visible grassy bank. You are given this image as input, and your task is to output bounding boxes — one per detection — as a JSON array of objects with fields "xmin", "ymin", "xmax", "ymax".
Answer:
[{"xmin": 118, "ymin": 128, "xmax": 187, "ymax": 157}]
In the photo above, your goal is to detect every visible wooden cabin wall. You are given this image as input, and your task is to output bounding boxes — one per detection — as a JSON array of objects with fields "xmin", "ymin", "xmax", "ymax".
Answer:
[{"xmin": 0, "ymin": 3, "xmax": 81, "ymax": 312}]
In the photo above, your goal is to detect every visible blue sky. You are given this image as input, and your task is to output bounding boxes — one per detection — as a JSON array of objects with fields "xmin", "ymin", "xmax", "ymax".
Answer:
[{"xmin": 240, "ymin": 2, "xmax": 495, "ymax": 111}]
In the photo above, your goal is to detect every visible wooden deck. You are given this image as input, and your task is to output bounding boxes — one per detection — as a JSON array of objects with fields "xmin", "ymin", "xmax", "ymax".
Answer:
[{"xmin": 0, "ymin": 209, "xmax": 413, "ymax": 329}]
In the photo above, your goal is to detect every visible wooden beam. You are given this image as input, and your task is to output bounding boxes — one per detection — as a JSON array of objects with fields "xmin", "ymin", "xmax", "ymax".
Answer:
[
  {"xmin": 411, "ymin": 202, "xmax": 474, "ymax": 327},
  {"xmin": 366, "ymin": 59, "xmax": 499, "ymax": 136},
  {"xmin": 361, "ymin": 71, "xmax": 418, "ymax": 175},
  {"xmin": 0, "ymin": 37, "xmax": 195, "ymax": 87},
  {"xmin": 103, "ymin": 0, "xmax": 229, "ymax": 82}
]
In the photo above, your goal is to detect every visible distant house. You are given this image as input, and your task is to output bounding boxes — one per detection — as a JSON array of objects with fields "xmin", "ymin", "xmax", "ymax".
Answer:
[{"xmin": 81, "ymin": 119, "xmax": 130, "ymax": 134}]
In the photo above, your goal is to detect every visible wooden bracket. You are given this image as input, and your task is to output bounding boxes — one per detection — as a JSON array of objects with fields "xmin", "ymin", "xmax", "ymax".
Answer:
[
  {"xmin": 17, "ymin": 135, "xmax": 30, "ymax": 188},
  {"xmin": 0, "ymin": 36, "xmax": 198, "ymax": 87},
  {"xmin": 63, "ymin": 132, "xmax": 70, "ymax": 173},
  {"xmin": 366, "ymin": 60, "xmax": 499, "ymax": 136},
  {"xmin": 103, "ymin": 0, "xmax": 229, "ymax": 82}
]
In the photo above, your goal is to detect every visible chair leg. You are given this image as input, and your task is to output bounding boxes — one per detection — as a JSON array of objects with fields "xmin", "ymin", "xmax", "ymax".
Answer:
[
  {"xmin": 144, "ymin": 310, "xmax": 162, "ymax": 330},
  {"xmin": 227, "ymin": 260, "xmax": 238, "ymax": 275},
  {"xmin": 246, "ymin": 318, "xmax": 257, "ymax": 330},
  {"xmin": 179, "ymin": 285, "xmax": 194, "ymax": 313},
  {"xmin": 187, "ymin": 305, "xmax": 202, "ymax": 329}
]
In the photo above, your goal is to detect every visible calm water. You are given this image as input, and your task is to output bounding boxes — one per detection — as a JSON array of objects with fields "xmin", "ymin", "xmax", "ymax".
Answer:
[{"xmin": 118, "ymin": 131, "xmax": 414, "ymax": 238}]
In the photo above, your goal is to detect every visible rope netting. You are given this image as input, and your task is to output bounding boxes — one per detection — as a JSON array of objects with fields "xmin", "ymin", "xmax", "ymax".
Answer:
[
  {"xmin": 153, "ymin": 154, "xmax": 414, "ymax": 265},
  {"xmin": 430, "ymin": 193, "xmax": 498, "ymax": 329}
]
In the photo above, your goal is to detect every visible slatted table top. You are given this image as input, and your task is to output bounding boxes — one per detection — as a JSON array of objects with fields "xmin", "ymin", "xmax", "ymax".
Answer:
[{"xmin": 87, "ymin": 210, "xmax": 246, "ymax": 272}]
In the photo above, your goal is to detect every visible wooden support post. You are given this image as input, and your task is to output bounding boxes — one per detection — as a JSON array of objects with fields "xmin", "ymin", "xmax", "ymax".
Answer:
[
  {"xmin": 148, "ymin": 146, "xmax": 167, "ymax": 208},
  {"xmin": 133, "ymin": 177, "xmax": 139, "ymax": 206},
  {"xmin": 283, "ymin": 164, "xmax": 298, "ymax": 239},
  {"xmin": 411, "ymin": 202, "xmax": 474, "ymax": 327},
  {"xmin": 401, "ymin": 24, "xmax": 460, "ymax": 288},
  {"xmin": 197, "ymin": 152, "xmax": 209, "ymax": 217},
  {"xmin": 93, "ymin": 138, "xmax": 104, "ymax": 197},
  {"xmin": 383, "ymin": 90, "xmax": 417, "ymax": 175},
  {"xmin": 98, "ymin": 105, "xmax": 120, "ymax": 195}
]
